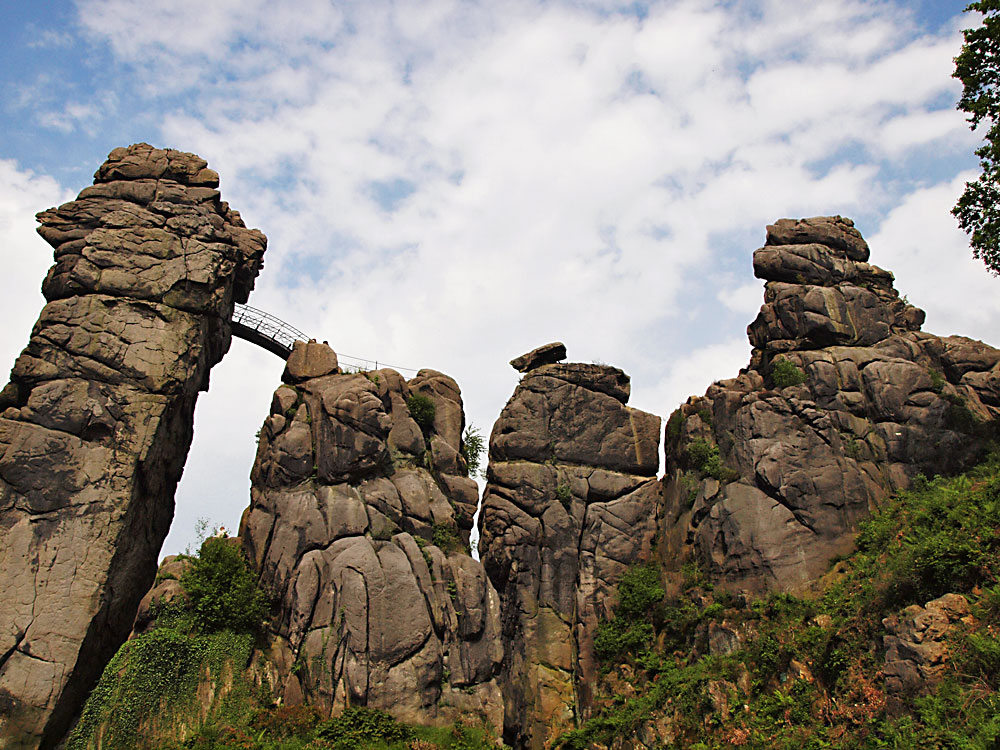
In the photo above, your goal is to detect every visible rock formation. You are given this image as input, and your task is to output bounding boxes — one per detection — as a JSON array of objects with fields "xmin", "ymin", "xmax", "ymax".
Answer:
[
  {"xmin": 241, "ymin": 343, "xmax": 503, "ymax": 729},
  {"xmin": 662, "ymin": 216, "xmax": 1000, "ymax": 593},
  {"xmin": 0, "ymin": 144, "xmax": 265, "ymax": 749},
  {"xmin": 478, "ymin": 348, "xmax": 661, "ymax": 749}
]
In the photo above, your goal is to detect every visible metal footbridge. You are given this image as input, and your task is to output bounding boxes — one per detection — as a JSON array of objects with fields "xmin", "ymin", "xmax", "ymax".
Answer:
[
  {"xmin": 232, "ymin": 303, "xmax": 306, "ymax": 360},
  {"xmin": 231, "ymin": 303, "xmax": 416, "ymax": 373}
]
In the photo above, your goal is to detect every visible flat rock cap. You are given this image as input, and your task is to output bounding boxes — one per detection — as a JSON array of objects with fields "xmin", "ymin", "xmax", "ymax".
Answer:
[{"xmin": 510, "ymin": 342, "xmax": 567, "ymax": 373}]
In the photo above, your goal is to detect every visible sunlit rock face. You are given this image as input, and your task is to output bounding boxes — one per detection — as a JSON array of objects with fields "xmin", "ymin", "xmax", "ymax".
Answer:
[
  {"xmin": 242, "ymin": 349, "xmax": 503, "ymax": 731},
  {"xmin": 0, "ymin": 144, "xmax": 265, "ymax": 749},
  {"xmin": 662, "ymin": 216, "xmax": 1000, "ymax": 595},
  {"xmin": 478, "ymin": 351, "xmax": 662, "ymax": 750}
]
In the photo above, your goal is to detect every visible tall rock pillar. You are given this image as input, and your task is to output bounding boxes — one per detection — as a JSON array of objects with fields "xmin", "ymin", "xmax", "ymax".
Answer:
[
  {"xmin": 478, "ymin": 345, "xmax": 662, "ymax": 749},
  {"xmin": 0, "ymin": 144, "xmax": 265, "ymax": 748}
]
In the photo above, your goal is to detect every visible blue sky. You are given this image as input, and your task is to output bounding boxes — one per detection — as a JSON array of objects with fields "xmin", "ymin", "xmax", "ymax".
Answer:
[{"xmin": 0, "ymin": 0, "xmax": 996, "ymax": 557}]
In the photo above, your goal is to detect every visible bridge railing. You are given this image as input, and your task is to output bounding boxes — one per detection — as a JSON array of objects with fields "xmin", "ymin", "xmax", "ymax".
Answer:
[
  {"xmin": 231, "ymin": 303, "xmax": 418, "ymax": 374},
  {"xmin": 232, "ymin": 303, "xmax": 308, "ymax": 356}
]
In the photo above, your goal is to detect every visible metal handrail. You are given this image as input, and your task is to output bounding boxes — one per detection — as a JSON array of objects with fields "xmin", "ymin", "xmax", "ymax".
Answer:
[
  {"xmin": 232, "ymin": 303, "xmax": 308, "ymax": 354},
  {"xmin": 231, "ymin": 303, "xmax": 417, "ymax": 373}
]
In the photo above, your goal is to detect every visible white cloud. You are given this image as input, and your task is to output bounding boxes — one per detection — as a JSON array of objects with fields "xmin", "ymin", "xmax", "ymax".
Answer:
[
  {"xmin": 55, "ymin": 0, "xmax": 992, "ymax": 556},
  {"xmin": 0, "ymin": 161, "xmax": 73, "ymax": 381},
  {"xmin": 869, "ymin": 172, "xmax": 1000, "ymax": 345}
]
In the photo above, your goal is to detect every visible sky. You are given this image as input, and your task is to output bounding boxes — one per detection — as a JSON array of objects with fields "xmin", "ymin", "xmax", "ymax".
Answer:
[{"xmin": 1, "ymin": 0, "xmax": 997, "ymax": 559}]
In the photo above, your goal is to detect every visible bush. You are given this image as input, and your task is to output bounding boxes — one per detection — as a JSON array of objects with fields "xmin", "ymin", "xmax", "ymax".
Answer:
[
  {"xmin": 407, "ymin": 393, "xmax": 436, "ymax": 432},
  {"xmin": 181, "ymin": 537, "xmax": 269, "ymax": 635},
  {"xmin": 685, "ymin": 439, "xmax": 739, "ymax": 482},
  {"xmin": 315, "ymin": 706, "xmax": 412, "ymax": 747},
  {"xmin": 460, "ymin": 423, "xmax": 485, "ymax": 477},
  {"xmin": 771, "ymin": 357, "xmax": 807, "ymax": 389}
]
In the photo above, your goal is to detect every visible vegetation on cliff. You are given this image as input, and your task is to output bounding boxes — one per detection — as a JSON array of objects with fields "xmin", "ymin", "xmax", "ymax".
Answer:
[
  {"xmin": 66, "ymin": 535, "xmax": 502, "ymax": 750},
  {"xmin": 559, "ymin": 452, "xmax": 1000, "ymax": 749}
]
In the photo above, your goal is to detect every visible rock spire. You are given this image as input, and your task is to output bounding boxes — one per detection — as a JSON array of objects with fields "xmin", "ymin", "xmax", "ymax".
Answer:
[
  {"xmin": 662, "ymin": 216, "xmax": 1000, "ymax": 592},
  {"xmin": 0, "ymin": 144, "xmax": 265, "ymax": 748}
]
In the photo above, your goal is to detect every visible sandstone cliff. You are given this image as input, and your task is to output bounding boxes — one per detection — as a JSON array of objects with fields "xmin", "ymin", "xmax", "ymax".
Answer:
[
  {"xmin": 0, "ymin": 144, "xmax": 265, "ymax": 749},
  {"xmin": 478, "ymin": 345, "xmax": 662, "ymax": 749},
  {"xmin": 241, "ymin": 342, "xmax": 503, "ymax": 729},
  {"xmin": 662, "ymin": 216, "xmax": 1000, "ymax": 593}
]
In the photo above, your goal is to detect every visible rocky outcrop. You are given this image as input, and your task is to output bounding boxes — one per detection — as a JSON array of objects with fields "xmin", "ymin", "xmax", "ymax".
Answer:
[
  {"xmin": 662, "ymin": 216, "xmax": 1000, "ymax": 593},
  {"xmin": 241, "ymin": 349, "xmax": 502, "ymax": 729},
  {"xmin": 478, "ymin": 352, "xmax": 661, "ymax": 749},
  {"xmin": 883, "ymin": 592, "xmax": 972, "ymax": 716},
  {"xmin": 0, "ymin": 144, "xmax": 265, "ymax": 749}
]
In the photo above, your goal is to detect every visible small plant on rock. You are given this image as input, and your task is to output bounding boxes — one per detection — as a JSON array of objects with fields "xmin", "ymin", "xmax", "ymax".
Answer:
[
  {"xmin": 771, "ymin": 357, "xmax": 808, "ymax": 389},
  {"xmin": 407, "ymin": 393, "xmax": 436, "ymax": 432},
  {"xmin": 460, "ymin": 424, "xmax": 485, "ymax": 478}
]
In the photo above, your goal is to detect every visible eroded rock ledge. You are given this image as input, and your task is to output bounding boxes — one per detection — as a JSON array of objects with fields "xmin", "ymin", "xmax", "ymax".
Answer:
[
  {"xmin": 241, "ymin": 344, "xmax": 503, "ymax": 729},
  {"xmin": 0, "ymin": 144, "xmax": 265, "ymax": 748},
  {"xmin": 478, "ymin": 352, "xmax": 661, "ymax": 749},
  {"xmin": 662, "ymin": 216, "xmax": 1000, "ymax": 594}
]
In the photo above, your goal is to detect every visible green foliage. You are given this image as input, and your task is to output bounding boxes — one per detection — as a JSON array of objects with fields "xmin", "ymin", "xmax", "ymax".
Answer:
[
  {"xmin": 771, "ymin": 357, "xmax": 808, "ymax": 389},
  {"xmin": 929, "ymin": 368, "xmax": 947, "ymax": 393},
  {"xmin": 555, "ymin": 483, "xmax": 573, "ymax": 509},
  {"xmin": 953, "ymin": 1, "xmax": 1000, "ymax": 275},
  {"xmin": 594, "ymin": 564, "xmax": 665, "ymax": 662},
  {"xmin": 407, "ymin": 393, "xmax": 436, "ymax": 432},
  {"xmin": 432, "ymin": 522, "xmax": 465, "ymax": 553},
  {"xmin": 665, "ymin": 409, "xmax": 685, "ymax": 444},
  {"xmin": 685, "ymin": 439, "xmax": 739, "ymax": 482},
  {"xmin": 182, "ymin": 537, "xmax": 269, "ymax": 635},
  {"xmin": 615, "ymin": 563, "xmax": 665, "ymax": 620},
  {"xmin": 459, "ymin": 423, "xmax": 485, "ymax": 478},
  {"xmin": 315, "ymin": 706, "xmax": 411, "ymax": 747},
  {"xmin": 561, "ymin": 452, "xmax": 1000, "ymax": 750},
  {"xmin": 67, "ymin": 629, "xmax": 255, "ymax": 750}
]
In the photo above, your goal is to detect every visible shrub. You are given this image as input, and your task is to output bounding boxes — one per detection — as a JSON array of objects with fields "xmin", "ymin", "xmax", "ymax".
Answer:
[
  {"xmin": 181, "ymin": 537, "xmax": 269, "ymax": 635},
  {"xmin": 407, "ymin": 393, "xmax": 436, "ymax": 432},
  {"xmin": 666, "ymin": 409, "xmax": 685, "ymax": 443},
  {"xmin": 460, "ymin": 423, "xmax": 485, "ymax": 478},
  {"xmin": 431, "ymin": 523, "xmax": 464, "ymax": 553},
  {"xmin": 315, "ymin": 706, "xmax": 411, "ymax": 746},
  {"xmin": 555, "ymin": 484, "xmax": 573, "ymax": 509},
  {"xmin": 685, "ymin": 439, "xmax": 739, "ymax": 482},
  {"xmin": 771, "ymin": 357, "xmax": 807, "ymax": 388}
]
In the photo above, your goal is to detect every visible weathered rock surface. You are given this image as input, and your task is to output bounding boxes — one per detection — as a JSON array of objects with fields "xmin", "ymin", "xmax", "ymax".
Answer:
[
  {"xmin": 0, "ymin": 144, "xmax": 265, "ymax": 749},
  {"xmin": 509, "ymin": 342, "xmax": 567, "ymax": 373},
  {"xmin": 882, "ymin": 592, "xmax": 971, "ymax": 716},
  {"xmin": 478, "ymin": 355, "xmax": 661, "ymax": 749},
  {"xmin": 662, "ymin": 216, "xmax": 1000, "ymax": 593},
  {"xmin": 241, "ymin": 351, "xmax": 503, "ymax": 729}
]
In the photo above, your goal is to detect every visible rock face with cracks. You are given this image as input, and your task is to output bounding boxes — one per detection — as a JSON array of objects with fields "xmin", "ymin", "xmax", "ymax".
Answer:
[
  {"xmin": 478, "ymin": 355, "xmax": 661, "ymax": 749},
  {"xmin": 241, "ymin": 349, "xmax": 503, "ymax": 729},
  {"xmin": 0, "ymin": 144, "xmax": 265, "ymax": 749},
  {"xmin": 661, "ymin": 216, "xmax": 1000, "ymax": 594}
]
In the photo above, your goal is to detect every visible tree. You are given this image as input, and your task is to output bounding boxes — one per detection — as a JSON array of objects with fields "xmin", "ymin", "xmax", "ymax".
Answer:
[{"xmin": 954, "ymin": 1, "xmax": 1000, "ymax": 275}]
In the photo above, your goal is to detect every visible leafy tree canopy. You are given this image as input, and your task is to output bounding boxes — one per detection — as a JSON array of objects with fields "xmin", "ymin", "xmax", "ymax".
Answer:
[{"xmin": 954, "ymin": 0, "xmax": 1000, "ymax": 274}]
